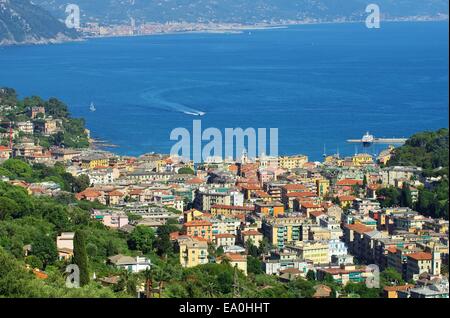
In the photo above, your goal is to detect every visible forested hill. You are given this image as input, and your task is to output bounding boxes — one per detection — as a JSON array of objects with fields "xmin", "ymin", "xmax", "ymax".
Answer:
[
  {"xmin": 386, "ymin": 128, "xmax": 448, "ymax": 220},
  {"xmin": 0, "ymin": 0, "xmax": 78, "ymax": 45},
  {"xmin": 33, "ymin": 0, "xmax": 449, "ymax": 25},
  {"xmin": 388, "ymin": 128, "xmax": 449, "ymax": 176}
]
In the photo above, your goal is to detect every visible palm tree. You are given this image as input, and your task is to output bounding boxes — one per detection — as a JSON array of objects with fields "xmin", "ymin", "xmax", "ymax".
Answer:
[
  {"xmin": 143, "ymin": 268, "xmax": 153, "ymax": 298},
  {"xmin": 152, "ymin": 265, "xmax": 170, "ymax": 298}
]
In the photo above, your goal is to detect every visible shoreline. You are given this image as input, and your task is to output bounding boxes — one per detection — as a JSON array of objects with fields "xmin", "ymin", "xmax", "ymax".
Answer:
[
  {"xmin": 81, "ymin": 17, "xmax": 449, "ymax": 41},
  {"xmin": 1, "ymin": 17, "xmax": 448, "ymax": 47}
]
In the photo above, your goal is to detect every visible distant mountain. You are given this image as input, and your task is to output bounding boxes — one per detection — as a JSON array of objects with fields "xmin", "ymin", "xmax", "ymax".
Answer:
[
  {"xmin": 34, "ymin": 0, "xmax": 449, "ymax": 24},
  {"xmin": 0, "ymin": 0, "xmax": 78, "ymax": 45}
]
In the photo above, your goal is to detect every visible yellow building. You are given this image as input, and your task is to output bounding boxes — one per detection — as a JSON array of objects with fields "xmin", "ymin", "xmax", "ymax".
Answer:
[
  {"xmin": 81, "ymin": 155, "xmax": 109, "ymax": 170},
  {"xmin": 278, "ymin": 155, "xmax": 308, "ymax": 170},
  {"xmin": 178, "ymin": 237, "xmax": 209, "ymax": 268},
  {"xmin": 210, "ymin": 204, "xmax": 254, "ymax": 217},
  {"xmin": 262, "ymin": 217, "xmax": 304, "ymax": 249},
  {"xmin": 316, "ymin": 179, "xmax": 330, "ymax": 197},
  {"xmin": 218, "ymin": 253, "xmax": 248, "ymax": 276},
  {"xmin": 352, "ymin": 153, "xmax": 373, "ymax": 166},
  {"xmin": 377, "ymin": 146, "xmax": 395, "ymax": 165},
  {"xmin": 183, "ymin": 209, "xmax": 204, "ymax": 222},
  {"xmin": 291, "ymin": 241, "xmax": 329, "ymax": 265}
]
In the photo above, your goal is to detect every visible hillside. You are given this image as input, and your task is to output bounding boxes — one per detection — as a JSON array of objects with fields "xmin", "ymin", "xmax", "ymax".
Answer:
[
  {"xmin": 0, "ymin": 0, "xmax": 78, "ymax": 45},
  {"xmin": 388, "ymin": 128, "xmax": 449, "ymax": 176},
  {"xmin": 33, "ymin": 0, "xmax": 450, "ymax": 25}
]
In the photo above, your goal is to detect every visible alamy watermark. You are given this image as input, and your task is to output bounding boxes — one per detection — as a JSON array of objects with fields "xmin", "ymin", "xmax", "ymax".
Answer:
[
  {"xmin": 65, "ymin": 4, "xmax": 80, "ymax": 29},
  {"xmin": 170, "ymin": 120, "xmax": 278, "ymax": 164},
  {"xmin": 366, "ymin": 4, "xmax": 381, "ymax": 29},
  {"xmin": 65, "ymin": 264, "xmax": 80, "ymax": 288},
  {"xmin": 365, "ymin": 264, "xmax": 380, "ymax": 289}
]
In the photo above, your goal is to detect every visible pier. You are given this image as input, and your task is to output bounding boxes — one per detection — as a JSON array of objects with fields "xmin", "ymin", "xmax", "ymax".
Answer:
[{"xmin": 347, "ymin": 132, "xmax": 407, "ymax": 146}]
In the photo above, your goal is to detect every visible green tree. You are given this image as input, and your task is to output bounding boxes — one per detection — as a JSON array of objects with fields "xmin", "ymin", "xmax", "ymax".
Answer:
[
  {"xmin": 377, "ymin": 187, "xmax": 400, "ymax": 208},
  {"xmin": 73, "ymin": 230, "xmax": 89, "ymax": 287},
  {"xmin": 306, "ymin": 270, "xmax": 316, "ymax": 281},
  {"xmin": 400, "ymin": 183, "xmax": 413, "ymax": 208},
  {"xmin": 247, "ymin": 256, "xmax": 263, "ymax": 275},
  {"xmin": 381, "ymin": 267, "xmax": 405, "ymax": 286},
  {"xmin": 0, "ymin": 197, "xmax": 20, "ymax": 220},
  {"xmin": 75, "ymin": 175, "xmax": 91, "ymax": 192},
  {"xmin": 178, "ymin": 167, "xmax": 195, "ymax": 175},
  {"xmin": 32, "ymin": 235, "xmax": 57, "ymax": 268},
  {"xmin": 1, "ymin": 159, "xmax": 32, "ymax": 180},
  {"xmin": 127, "ymin": 226, "xmax": 155, "ymax": 254}
]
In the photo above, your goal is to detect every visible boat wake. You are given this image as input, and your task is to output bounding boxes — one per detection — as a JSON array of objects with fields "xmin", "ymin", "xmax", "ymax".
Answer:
[{"xmin": 140, "ymin": 88, "xmax": 206, "ymax": 116}]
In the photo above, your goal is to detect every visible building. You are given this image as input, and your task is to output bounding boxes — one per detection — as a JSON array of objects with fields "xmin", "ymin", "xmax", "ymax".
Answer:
[
  {"xmin": 0, "ymin": 145, "xmax": 11, "ymax": 160},
  {"xmin": 183, "ymin": 220, "xmax": 213, "ymax": 242},
  {"xmin": 196, "ymin": 189, "xmax": 243, "ymax": 212},
  {"xmin": 214, "ymin": 233, "xmax": 236, "ymax": 247},
  {"xmin": 287, "ymin": 241, "xmax": 329, "ymax": 265},
  {"xmin": 262, "ymin": 217, "xmax": 304, "ymax": 249},
  {"xmin": 316, "ymin": 265, "xmax": 367, "ymax": 285},
  {"xmin": 241, "ymin": 230, "xmax": 263, "ymax": 248},
  {"xmin": 316, "ymin": 179, "xmax": 330, "ymax": 197},
  {"xmin": 383, "ymin": 285, "xmax": 415, "ymax": 298},
  {"xmin": 217, "ymin": 253, "xmax": 248, "ymax": 275},
  {"xmin": 278, "ymin": 155, "xmax": 308, "ymax": 170},
  {"xmin": 406, "ymin": 251, "xmax": 441, "ymax": 281},
  {"xmin": 29, "ymin": 106, "xmax": 45, "ymax": 119},
  {"xmin": 108, "ymin": 254, "xmax": 151, "ymax": 273},
  {"xmin": 352, "ymin": 153, "xmax": 374, "ymax": 166},
  {"xmin": 381, "ymin": 166, "xmax": 421, "ymax": 187},
  {"xmin": 254, "ymin": 201, "xmax": 284, "ymax": 217},
  {"xmin": 92, "ymin": 211, "xmax": 129, "ymax": 229},
  {"xmin": 263, "ymin": 251, "xmax": 313, "ymax": 276},
  {"xmin": 81, "ymin": 155, "xmax": 109, "ymax": 170},
  {"xmin": 178, "ymin": 237, "xmax": 209, "ymax": 268},
  {"xmin": 56, "ymin": 232, "xmax": 74, "ymax": 260},
  {"xmin": 16, "ymin": 121, "xmax": 34, "ymax": 134},
  {"xmin": 210, "ymin": 204, "xmax": 253, "ymax": 217}
]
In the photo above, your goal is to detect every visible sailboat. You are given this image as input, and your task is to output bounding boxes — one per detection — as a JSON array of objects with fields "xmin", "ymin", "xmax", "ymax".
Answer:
[{"xmin": 89, "ymin": 102, "xmax": 96, "ymax": 112}]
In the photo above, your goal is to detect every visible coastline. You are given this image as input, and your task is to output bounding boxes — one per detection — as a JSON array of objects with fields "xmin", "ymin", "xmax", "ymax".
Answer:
[{"xmin": 1, "ymin": 16, "xmax": 448, "ymax": 47}]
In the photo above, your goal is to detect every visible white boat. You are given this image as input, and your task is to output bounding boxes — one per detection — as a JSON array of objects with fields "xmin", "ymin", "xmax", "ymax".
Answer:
[
  {"xmin": 90, "ymin": 102, "xmax": 96, "ymax": 112},
  {"xmin": 362, "ymin": 132, "xmax": 374, "ymax": 145}
]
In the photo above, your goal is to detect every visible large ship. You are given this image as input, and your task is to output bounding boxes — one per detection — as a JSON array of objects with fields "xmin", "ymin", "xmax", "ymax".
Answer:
[
  {"xmin": 347, "ymin": 132, "xmax": 406, "ymax": 146},
  {"xmin": 361, "ymin": 132, "xmax": 374, "ymax": 146}
]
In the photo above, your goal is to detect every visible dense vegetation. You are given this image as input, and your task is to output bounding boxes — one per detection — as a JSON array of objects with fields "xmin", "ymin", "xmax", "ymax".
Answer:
[
  {"xmin": 379, "ymin": 129, "xmax": 449, "ymax": 220},
  {"xmin": 0, "ymin": 0, "xmax": 78, "ymax": 45},
  {"xmin": 0, "ymin": 170, "xmax": 397, "ymax": 298},
  {"xmin": 0, "ymin": 158, "xmax": 90, "ymax": 193},
  {"xmin": 34, "ymin": 0, "xmax": 449, "ymax": 25},
  {"xmin": 388, "ymin": 128, "xmax": 449, "ymax": 176},
  {"xmin": 0, "ymin": 87, "xmax": 90, "ymax": 148}
]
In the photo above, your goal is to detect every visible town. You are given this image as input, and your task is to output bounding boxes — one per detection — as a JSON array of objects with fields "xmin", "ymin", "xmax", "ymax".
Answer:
[{"xmin": 0, "ymin": 87, "xmax": 448, "ymax": 298}]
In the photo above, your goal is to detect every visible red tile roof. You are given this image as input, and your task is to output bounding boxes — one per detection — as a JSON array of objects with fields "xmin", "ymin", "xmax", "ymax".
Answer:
[
  {"xmin": 241, "ymin": 230, "xmax": 262, "ymax": 236},
  {"xmin": 211, "ymin": 204, "xmax": 254, "ymax": 211},
  {"xmin": 407, "ymin": 252, "xmax": 432, "ymax": 261},
  {"xmin": 336, "ymin": 179, "xmax": 363, "ymax": 186},
  {"xmin": 338, "ymin": 195, "xmax": 356, "ymax": 202},
  {"xmin": 283, "ymin": 184, "xmax": 307, "ymax": 191},
  {"xmin": 184, "ymin": 220, "xmax": 212, "ymax": 227},
  {"xmin": 214, "ymin": 233, "xmax": 235, "ymax": 239},
  {"xmin": 344, "ymin": 223, "xmax": 373, "ymax": 234}
]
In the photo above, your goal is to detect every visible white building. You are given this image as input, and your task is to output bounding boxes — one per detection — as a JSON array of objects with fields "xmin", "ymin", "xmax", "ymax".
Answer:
[
  {"xmin": 108, "ymin": 255, "xmax": 151, "ymax": 273},
  {"xmin": 328, "ymin": 239, "xmax": 349, "ymax": 263}
]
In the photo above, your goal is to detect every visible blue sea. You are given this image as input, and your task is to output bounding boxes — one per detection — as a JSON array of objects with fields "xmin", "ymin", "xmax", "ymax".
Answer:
[{"xmin": 0, "ymin": 21, "xmax": 448, "ymax": 161}]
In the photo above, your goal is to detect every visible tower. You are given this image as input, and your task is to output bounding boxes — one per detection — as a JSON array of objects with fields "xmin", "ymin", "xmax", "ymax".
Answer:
[{"xmin": 431, "ymin": 243, "xmax": 441, "ymax": 276}]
